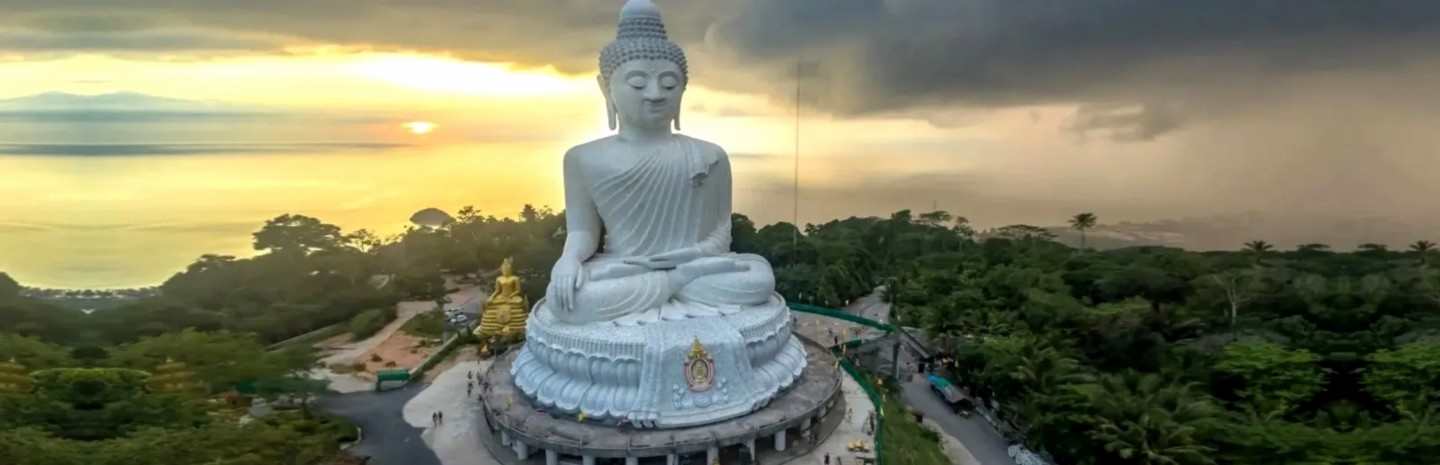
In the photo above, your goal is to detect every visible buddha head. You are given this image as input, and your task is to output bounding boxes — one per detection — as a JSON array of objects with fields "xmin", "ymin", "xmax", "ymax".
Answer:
[
  {"xmin": 598, "ymin": 0, "xmax": 688, "ymax": 132},
  {"xmin": 499, "ymin": 257, "xmax": 515, "ymax": 277}
]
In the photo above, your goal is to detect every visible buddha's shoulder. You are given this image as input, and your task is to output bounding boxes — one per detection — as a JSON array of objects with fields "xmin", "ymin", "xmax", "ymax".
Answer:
[
  {"xmin": 565, "ymin": 136, "xmax": 615, "ymax": 158},
  {"xmin": 565, "ymin": 135, "xmax": 728, "ymax": 160},
  {"xmin": 680, "ymin": 135, "xmax": 728, "ymax": 159}
]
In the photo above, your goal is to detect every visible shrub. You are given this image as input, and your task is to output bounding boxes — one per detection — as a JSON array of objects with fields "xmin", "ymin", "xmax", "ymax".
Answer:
[
  {"xmin": 369, "ymin": 354, "xmax": 383, "ymax": 362},
  {"xmin": 349, "ymin": 308, "xmax": 395, "ymax": 340}
]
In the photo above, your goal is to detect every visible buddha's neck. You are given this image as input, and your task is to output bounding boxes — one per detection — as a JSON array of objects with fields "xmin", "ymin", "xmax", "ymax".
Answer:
[{"xmin": 617, "ymin": 124, "xmax": 673, "ymax": 145}]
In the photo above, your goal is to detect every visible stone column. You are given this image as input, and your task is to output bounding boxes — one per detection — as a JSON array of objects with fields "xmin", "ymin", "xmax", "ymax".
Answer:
[
  {"xmin": 626, "ymin": 457, "xmax": 639, "ymax": 465},
  {"xmin": 546, "ymin": 450, "xmax": 559, "ymax": 465},
  {"xmin": 501, "ymin": 431, "xmax": 511, "ymax": 446},
  {"xmin": 668, "ymin": 453, "xmax": 679, "ymax": 465},
  {"xmin": 746, "ymin": 439, "xmax": 757, "ymax": 462},
  {"xmin": 583, "ymin": 455, "xmax": 596, "ymax": 465},
  {"xmin": 513, "ymin": 440, "xmax": 529, "ymax": 459},
  {"xmin": 707, "ymin": 447, "xmax": 719, "ymax": 464},
  {"xmin": 775, "ymin": 429, "xmax": 788, "ymax": 452}
]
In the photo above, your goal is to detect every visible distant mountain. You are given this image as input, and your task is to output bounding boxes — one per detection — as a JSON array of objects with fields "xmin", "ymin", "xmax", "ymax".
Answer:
[
  {"xmin": 1038, "ymin": 212, "xmax": 1435, "ymax": 252},
  {"xmin": 0, "ymin": 92, "xmax": 267, "ymax": 116}
]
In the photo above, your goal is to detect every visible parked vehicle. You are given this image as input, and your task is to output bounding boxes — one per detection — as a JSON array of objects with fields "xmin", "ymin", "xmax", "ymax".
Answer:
[{"xmin": 927, "ymin": 374, "xmax": 973, "ymax": 415}]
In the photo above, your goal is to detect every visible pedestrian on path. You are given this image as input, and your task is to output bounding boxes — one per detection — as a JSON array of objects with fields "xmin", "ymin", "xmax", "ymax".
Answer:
[
  {"xmin": 438, "ymin": 410, "xmax": 444, "ymax": 424},
  {"xmin": 467, "ymin": 381, "xmax": 474, "ymax": 396}
]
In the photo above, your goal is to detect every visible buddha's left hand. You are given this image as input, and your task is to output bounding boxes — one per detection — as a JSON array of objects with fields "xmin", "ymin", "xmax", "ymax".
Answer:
[{"xmin": 623, "ymin": 247, "xmax": 702, "ymax": 270}]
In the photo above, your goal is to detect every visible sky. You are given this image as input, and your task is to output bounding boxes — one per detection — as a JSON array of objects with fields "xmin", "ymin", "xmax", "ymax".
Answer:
[{"xmin": 4, "ymin": 0, "xmax": 1440, "ymax": 283}]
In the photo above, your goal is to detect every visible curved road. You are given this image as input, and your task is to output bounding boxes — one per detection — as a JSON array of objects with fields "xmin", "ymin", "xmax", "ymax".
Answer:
[
  {"xmin": 840, "ymin": 288, "xmax": 1015, "ymax": 465},
  {"xmin": 317, "ymin": 383, "xmax": 442, "ymax": 465}
]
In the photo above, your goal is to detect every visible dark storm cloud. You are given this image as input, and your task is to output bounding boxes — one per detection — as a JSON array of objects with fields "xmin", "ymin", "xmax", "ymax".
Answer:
[
  {"xmin": 1067, "ymin": 103, "xmax": 1185, "ymax": 142},
  {"xmin": 0, "ymin": 27, "xmax": 281, "ymax": 51},
  {"xmin": 6, "ymin": 1, "xmax": 1440, "ymax": 124},
  {"xmin": 705, "ymin": 0, "xmax": 1440, "ymax": 136}
]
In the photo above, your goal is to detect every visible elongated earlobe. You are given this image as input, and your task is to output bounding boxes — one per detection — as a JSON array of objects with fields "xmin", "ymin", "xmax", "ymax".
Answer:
[
  {"xmin": 598, "ymin": 74, "xmax": 617, "ymax": 131},
  {"xmin": 673, "ymin": 108, "xmax": 681, "ymax": 131},
  {"xmin": 607, "ymin": 101, "xmax": 618, "ymax": 130}
]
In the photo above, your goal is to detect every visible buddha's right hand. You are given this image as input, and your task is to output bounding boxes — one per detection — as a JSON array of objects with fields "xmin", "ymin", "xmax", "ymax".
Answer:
[{"xmin": 549, "ymin": 258, "xmax": 586, "ymax": 313}]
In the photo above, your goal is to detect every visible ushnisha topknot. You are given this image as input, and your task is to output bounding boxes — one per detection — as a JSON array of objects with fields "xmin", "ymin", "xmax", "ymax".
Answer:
[{"xmin": 599, "ymin": 0, "xmax": 688, "ymax": 86}]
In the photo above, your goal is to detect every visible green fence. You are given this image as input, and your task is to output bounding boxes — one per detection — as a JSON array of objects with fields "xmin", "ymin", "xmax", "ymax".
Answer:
[
  {"xmin": 834, "ymin": 345, "xmax": 886, "ymax": 465},
  {"xmin": 789, "ymin": 303, "xmax": 895, "ymax": 331}
]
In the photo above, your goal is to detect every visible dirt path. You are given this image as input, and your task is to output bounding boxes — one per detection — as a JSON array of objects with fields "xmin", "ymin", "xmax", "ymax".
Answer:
[{"xmin": 311, "ymin": 286, "xmax": 479, "ymax": 393}]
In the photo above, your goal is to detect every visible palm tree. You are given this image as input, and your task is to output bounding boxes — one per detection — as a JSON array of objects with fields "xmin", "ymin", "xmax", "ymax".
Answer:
[
  {"xmin": 1357, "ymin": 243, "xmax": 1390, "ymax": 256},
  {"xmin": 1012, "ymin": 347, "xmax": 1094, "ymax": 451},
  {"xmin": 1411, "ymin": 240, "xmax": 1436, "ymax": 267},
  {"xmin": 1069, "ymin": 212, "xmax": 1099, "ymax": 250},
  {"xmin": 1243, "ymin": 240, "xmax": 1273, "ymax": 266},
  {"xmin": 1088, "ymin": 372, "xmax": 1220, "ymax": 465}
]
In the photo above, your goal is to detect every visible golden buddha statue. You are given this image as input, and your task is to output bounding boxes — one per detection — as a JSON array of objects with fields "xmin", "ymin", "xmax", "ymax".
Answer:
[{"xmin": 475, "ymin": 257, "xmax": 530, "ymax": 344}]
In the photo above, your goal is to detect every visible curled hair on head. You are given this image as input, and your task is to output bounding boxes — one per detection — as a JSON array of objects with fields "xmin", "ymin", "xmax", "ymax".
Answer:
[{"xmin": 597, "ymin": 0, "xmax": 689, "ymax": 86}]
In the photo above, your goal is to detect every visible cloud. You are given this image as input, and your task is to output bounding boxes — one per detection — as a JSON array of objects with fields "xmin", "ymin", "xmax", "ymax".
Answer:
[
  {"xmin": 1067, "ymin": 103, "xmax": 1186, "ymax": 142},
  {"xmin": 6, "ymin": 1, "xmax": 1439, "ymax": 120},
  {"xmin": 0, "ymin": 26, "xmax": 286, "ymax": 53}
]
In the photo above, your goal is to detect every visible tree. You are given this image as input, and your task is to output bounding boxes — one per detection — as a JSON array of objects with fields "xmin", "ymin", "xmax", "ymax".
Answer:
[
  {"xmin": 1087, "ymin": 372, "xmax": 1220, "ymax": 465},
  {"xmin": 917, "ymin": 210, "xmax": 953, "ymax": 227},
  {"xmin": 252, "ymin": 214, "xmax": 343, "ymax": 256},
  {"xmin": 408, "ymin": 208, "xmax": 454, "ymax": 229},
  {"xmin": 1357, "ymin": 243, "xmax": 1390, "ymax": 257},
  {"xmin": 108, "ymin": 330, "xmax": 285, "ymax": 393},
  {"xmin": 0, "ymin": 272, "xmax": 18, "ymax": 301},
  {"xmin": 1411, "ymin": 240, "xmax": 1436, "ymax": 267},
  {"xmin": 1069, "ymin": 212, "xmax": 1099, "ymax": 250},
  {"xmin": 0, "ymin": 333, "xmax": 72, "ymax": 369},
  {"xmin": 1206, "ymin": 270, "xmax": 1260, "ymax": 339},
  {"xmin": 993, "ymin": 224, "xmax": 1057, "ymax": 242},
  {"xmin": 1364, "ymin": 340, "xmax": 1440, "ymax": 406},
  {"xmin": 256, "ymin": 347, "xmax": 328, "ymax": 418},
  {"xmin": 1243, "ymin": 241, "xmax": 1273, "ymax": 266},
  {"xmin": 730, "ymin": 214, "xmax": 761, "ymax": 254},
  {"xmin": 344, "ymin": 229, "xmax": 383, "ymax": 254},
  {"xmin": 1214, "ymin": 341, "xmax": 1326, "ymax": 412}
]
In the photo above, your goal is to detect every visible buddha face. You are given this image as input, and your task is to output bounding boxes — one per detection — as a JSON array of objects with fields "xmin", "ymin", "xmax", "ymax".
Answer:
[{"xmin": 604, "ymin": 59, "xmax": 685, "ymax": 131}]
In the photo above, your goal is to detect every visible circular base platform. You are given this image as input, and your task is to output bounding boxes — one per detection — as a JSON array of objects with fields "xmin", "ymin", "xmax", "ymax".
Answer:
[{"xmin": 479, "ymin": 337, "xmax": 842, "ymax": 462}]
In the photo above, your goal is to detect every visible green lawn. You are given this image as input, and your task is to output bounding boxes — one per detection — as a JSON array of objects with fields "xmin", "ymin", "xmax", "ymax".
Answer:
[{"xmin": 878, "ymin": 394, "xmax": 951, "ymax": 465}]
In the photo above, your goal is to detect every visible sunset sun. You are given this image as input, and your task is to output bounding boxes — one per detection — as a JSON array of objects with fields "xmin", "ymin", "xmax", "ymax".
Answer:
[{"xmin": 402, "ymin": 121, "xmax": 437, "ymax": 135}]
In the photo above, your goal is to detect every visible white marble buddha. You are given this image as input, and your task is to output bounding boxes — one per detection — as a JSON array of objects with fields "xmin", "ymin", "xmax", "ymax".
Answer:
[
  {"xmin": 546, "ymin": 0, "xmax": 775, "ymax": 325},
  {"xmin": 512, "ymin": 0, "xmax": 806, "ymax": 428}
]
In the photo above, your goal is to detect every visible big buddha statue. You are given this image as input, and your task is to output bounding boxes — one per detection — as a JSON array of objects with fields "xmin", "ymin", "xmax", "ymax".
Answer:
[{"xmin": 511, "ymin": 0, "xmax": 807, "ymax": 429}]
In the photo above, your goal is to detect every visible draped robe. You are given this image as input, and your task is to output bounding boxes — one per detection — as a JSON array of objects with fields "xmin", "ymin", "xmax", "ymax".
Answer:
[{"xmin": 553, "ymin": 135, "xmax": 774, "ymax": 324}]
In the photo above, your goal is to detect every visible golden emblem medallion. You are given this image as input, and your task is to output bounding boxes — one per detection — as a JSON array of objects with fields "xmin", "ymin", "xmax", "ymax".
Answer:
[{"xmin": 685, "ymin": 337, "xmax": 715, "ymax": 392}]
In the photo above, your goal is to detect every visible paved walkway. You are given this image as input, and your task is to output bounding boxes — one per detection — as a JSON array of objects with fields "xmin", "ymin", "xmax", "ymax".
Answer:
[{"xmin": 402, "ymin": 359, "xmax": 496, "ymax": 465}]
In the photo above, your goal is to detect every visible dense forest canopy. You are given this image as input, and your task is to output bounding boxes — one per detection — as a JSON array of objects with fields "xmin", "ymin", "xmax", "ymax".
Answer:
[{"xmin": 3, "ymin": 206, "xmax": 1438, "ymax": 465}]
